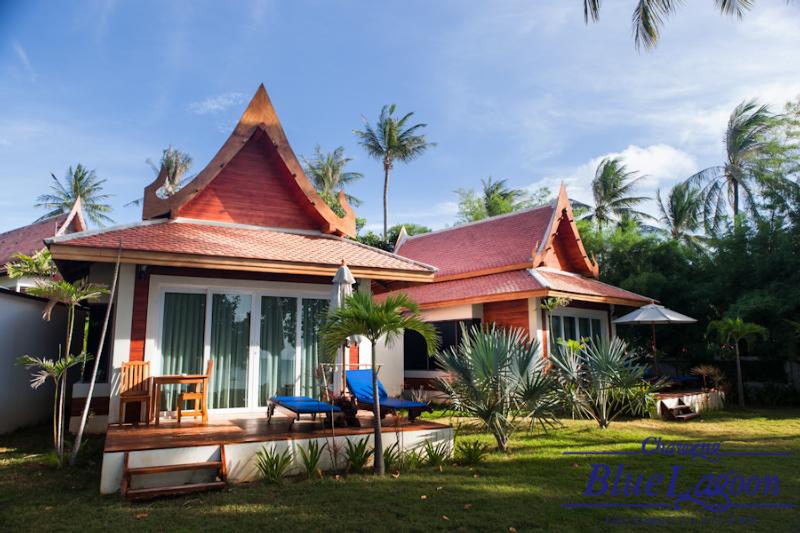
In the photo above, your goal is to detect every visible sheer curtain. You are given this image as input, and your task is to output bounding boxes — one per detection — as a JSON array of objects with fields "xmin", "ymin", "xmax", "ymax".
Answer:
[
  {"xmin": 160, "ymin": 293, "xmax": 206, "ymax": 410},
  {"xmin": 259, "ymin": 296, "xmax": 297, "ymax": 404},
  {"xmin": 300, "ymin": 299, "xmax": 328, "ymax": 397},
  {"xmin": 209, "ymin": 294, "xmax": 251, "ymax": 409}
]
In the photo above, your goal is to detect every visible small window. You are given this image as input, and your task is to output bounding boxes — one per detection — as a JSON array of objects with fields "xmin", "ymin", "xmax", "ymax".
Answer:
[{"xmin": 404, "ymin": 319, "xmax": 479, "ymax": 371}]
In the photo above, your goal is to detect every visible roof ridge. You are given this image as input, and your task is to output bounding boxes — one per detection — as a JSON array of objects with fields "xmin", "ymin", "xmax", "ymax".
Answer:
[
  {"xmin": 403, "ymin": 201, "xmax": 555, "ymax": 243},
  {"xmin": 47, "ymin": 218, "xmax": 168, "ymax": 244}
]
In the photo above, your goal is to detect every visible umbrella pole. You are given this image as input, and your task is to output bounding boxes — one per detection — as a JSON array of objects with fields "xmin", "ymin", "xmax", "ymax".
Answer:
[{"xmin": 652, "ymin": 323, "xmax": 659, "ymax": 375}]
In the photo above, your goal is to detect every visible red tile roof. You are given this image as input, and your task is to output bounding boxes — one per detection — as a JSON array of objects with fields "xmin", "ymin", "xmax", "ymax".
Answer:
[
  {"xmin": 375, "ymin": 268, "xmax": 650, "ymax": 307},
  {"xmin": 535, "ymin": 268, "xmax": 650, "ymax": 304},
  {"xmin": 50, "ymin": 220, "xmax": 434, "ymax": 274},
  {"xmin": 377, "ymin": 270, "xmax": 545, "ymax": 306},
  {"xmin": 0, "ymin": 214, "xmax": 68, "ymax": 268},
  {"xmin": 396, "ymin": 205, "xmax": 554, "ymax": 278}
]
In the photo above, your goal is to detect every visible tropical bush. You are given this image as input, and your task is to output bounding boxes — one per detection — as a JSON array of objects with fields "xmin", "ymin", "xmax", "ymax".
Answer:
[
  {"xmin": 423, "ymin": 439, "xmax": 450, "ymax": 467},
  {"xmin": 382, "ymin": 442, "xmax": 401, "ymax": 473},
  {"xmin": 344, "ymin": 437, "xmax": 373, "ymax": 473},
  {"xmin": 255, "ymin": 446, "xmax": 293, "ymax": 484},
  {"xmin": 455, "ymin": 439, "xmax": 490, "ymax": 465},
  {"xmin": 549, "ymin": 336, "xmax": 660, "ymax": 429},
  {"xmin": 297, "ymin": 440, "xmax": 327, "ymax": 479},
  {"xmin": 434, "ymin": 324, "xmax": 558, "ymax": 451}
]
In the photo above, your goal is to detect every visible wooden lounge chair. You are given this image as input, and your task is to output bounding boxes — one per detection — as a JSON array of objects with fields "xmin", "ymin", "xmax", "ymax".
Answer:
[
  {"xmin": 345, "ymin": 369, "xmax": 431, "ymax": 423},
  {"xmin": 119, "ymin": 361, "xmax": 151, "ymax": 425},
  {"xmin": 177, "ymin": 359, "xmax": 213, "ymax": 423}
]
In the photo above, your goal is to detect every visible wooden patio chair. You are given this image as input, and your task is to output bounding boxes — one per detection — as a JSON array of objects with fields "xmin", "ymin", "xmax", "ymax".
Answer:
[
  {"xmin": 120, "ymin": 361, "xmax": 152, "ymax": 425},
  {"xmin": 177, "ymin": 359, "xmax": 213, "ymax": 424}
]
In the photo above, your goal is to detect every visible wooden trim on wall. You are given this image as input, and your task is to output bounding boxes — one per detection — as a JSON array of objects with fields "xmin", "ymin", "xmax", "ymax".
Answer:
[{"xmin": 417, "ymin": 289, "xmax": 647, "ymax": 310}]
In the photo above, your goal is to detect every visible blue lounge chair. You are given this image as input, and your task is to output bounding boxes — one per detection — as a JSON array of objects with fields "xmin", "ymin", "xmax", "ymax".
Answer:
[
  {"xmin": 345, "ymin": 369, "xmax": 431, "ymax": 422},
  {"xmin": 267, "ymin": 395, "xmax": 342, "ymax": 427}
]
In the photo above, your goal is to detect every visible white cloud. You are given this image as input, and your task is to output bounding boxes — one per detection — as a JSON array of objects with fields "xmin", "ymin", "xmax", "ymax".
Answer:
[
  {"xmin": 12, "ymin": 42, "xmax": 36, "ymax": 82},
  {"xmin": 531, "ymin": 144, "xmax": 698, "ymax": 217},
  {"xmin": 188, "ymin": 92, "xmax": 247, "ymax": 115}
]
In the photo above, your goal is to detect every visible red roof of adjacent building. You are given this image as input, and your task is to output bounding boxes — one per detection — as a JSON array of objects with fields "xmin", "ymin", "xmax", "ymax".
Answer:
[
  {"xmin": 381, "ymin": 185, "xmax": 651, "ymax": 307},
  {"xmin": 396, "ymin": 205, "xmax": 554, "ymax": 278},
  {"xmin": 0, "ymin": 214, "xmax": 68, "ymax": 270},
  {"xmin": 49, "ymin": 220, "xmax": 435, "ymax": 280}
]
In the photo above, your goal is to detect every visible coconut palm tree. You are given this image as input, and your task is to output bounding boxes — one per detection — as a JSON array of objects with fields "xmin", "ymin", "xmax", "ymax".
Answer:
[
  {"xmin": 126, "ymin": 146, "xmax": 193, "ymax": 207},
  {"xmin": 583, "ymin": 0, "xmax": 777, "ymax": 50},
  {"xmin": 688, "ymin": 100, "xmax": 778, "ymax": 233},
  {"xmin": 707, "ymin": 317, "xmax": 769, "ymax": 408},
  {"xmin": 354, "ymin": 104, "xmax": 435, "ymax": 239},
  {"xmin": 322, "ymin": 291, "xmax": 438, "ymax": 475},
  {"xmin": 302, "ymin": 145, "xmax": 364, "ymax": 213},
  {"xmin": 584, "ymin": 158, "xmax": 650, "ymax": 235},
  {"xmin": 35, "ymin": 164, "xmax": 113, "ymax": 226},
  {"xmin": 656, "ymin": 182, "xmax": 703, "ymax": 246},
  {"xmin": 455, "ymin": 177, "xmax": 538, "ymax": 223}
]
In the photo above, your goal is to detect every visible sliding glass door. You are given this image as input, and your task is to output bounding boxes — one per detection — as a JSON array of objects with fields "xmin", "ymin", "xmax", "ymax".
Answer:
[
  {"xmin": 209, "ymin": 293, "xmax": 251, "ymax": 409},
  {"xmin": 160, "ymin": 292, "xmax": 206, "ymax": 409},
  {"xmin": 259, "ymin": 296, "xmax": 297, "ymax": 404},
  {"xmin": 157, "ymin": 285, "xmax": 330, "ymax": 413}
]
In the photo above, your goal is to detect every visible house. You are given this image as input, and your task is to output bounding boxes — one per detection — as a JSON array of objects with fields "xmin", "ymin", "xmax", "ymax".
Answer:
[
  {"xmin": 47, "ymin": 84, "xmax": 436, "ymax": 431},
  {"xmin": 374, "ymin": 185, "xmax": 652, "ymax": 393}
]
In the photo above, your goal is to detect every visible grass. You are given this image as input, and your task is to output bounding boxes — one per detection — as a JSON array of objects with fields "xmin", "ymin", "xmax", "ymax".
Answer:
[{"xmin": 1, "ymin": 410, "xmax": 799, "ymax": 532}]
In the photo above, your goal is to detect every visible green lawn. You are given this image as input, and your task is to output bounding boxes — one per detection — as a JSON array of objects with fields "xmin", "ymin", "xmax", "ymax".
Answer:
[{"xmin": 1, "ymin": 410, "xmax": 798, "ymax": 532}]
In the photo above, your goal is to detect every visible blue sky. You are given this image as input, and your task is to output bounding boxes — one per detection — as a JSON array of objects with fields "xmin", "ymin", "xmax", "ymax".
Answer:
[{"xmin": 1, "ymin": 1, "xmax": 799, "ymax": 233}]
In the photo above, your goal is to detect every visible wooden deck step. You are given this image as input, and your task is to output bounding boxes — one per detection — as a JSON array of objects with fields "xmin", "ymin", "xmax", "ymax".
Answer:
[
  {"xmin": 126, "ymin": 481, "xmax": 226, "ymax": 501},
  {"xmin": 126, "ymin": 461, "xmax": 222, "ymax": 476},
  {"xmin": 674, "ymin": 412, "xmax": 700, "ymax": 421}
]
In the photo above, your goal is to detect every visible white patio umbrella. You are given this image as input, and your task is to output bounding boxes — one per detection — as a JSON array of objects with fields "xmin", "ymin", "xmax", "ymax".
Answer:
[
  {"xmin": 330, "ymin": 260, "xmax": 356, "ymax": 395},
  {"xmin": 612, "ymin": 303, "xmax": 696, "ymax": 374}
]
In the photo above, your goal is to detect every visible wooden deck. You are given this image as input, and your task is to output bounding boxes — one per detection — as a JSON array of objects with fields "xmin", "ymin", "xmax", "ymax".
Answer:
[{"xmin": 105, "ymin": 414, "xmax": 449, "ymax": 453}]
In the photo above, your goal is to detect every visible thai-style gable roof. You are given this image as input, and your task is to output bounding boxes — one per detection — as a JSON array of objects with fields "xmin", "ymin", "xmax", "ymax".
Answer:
[
  {"xmin": 382, "ymin": 184, "xmax": 649, "ymax": 307},
  {"xmin": 142, "ymin": 84, "xmax": 356, "ymax": 237}
]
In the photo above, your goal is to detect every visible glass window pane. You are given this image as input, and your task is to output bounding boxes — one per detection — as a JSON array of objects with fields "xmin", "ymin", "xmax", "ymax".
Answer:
[
  {"xmin": 578, "ymin": 317, "xmax": 590, "ymax": 342},
  {"xmin": 259, "ymin": 296, "xmax": 297, "ymax": 404},
  {"xmin": 563, "ymin": 316, "xmax": 577, "ymax": 341},
  {"xmin": 209, "ymin": 293, "xmax": 251, "ymax": 409},
  {"xmin": 301, "ymin": 299, "xmax": 329, "ymax": 397},
  {"xmin": 591, "ymin": 318, "xmax": 603, "ymax": 342},
  {"xmin": 550, "ymin": 315, "xmax": 562, "ymax": 353},
  {"xmin": 160, "ymin": 293, "xmax": 206, "ymax": 410}
]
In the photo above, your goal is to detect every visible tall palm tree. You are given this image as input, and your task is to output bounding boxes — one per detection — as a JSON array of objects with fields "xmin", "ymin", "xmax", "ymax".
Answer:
[
  {"xmin": 584, "ymin": 158, "xmax": 650, "ymax": 234},
  {"xmin": 36, "ymin": 164, "xmax": 113, "ymax": 226},
  {"xmin": 583, "ymin": 0, "xmax": 774, "ymax": 50},
  {"xmin": 354, "ymin": 104, "xmax": 435, "ymax": 239},
  {"xmin": 322, "ymin": 291, "xmax": 438, "ymax": 475},
  {"xmin": 456, "ymin": 177, "xmax": 532, "ymax": 223},
  {"xmin": 707, "ymin": 317, "xmax": 768, "ymax": 408},
  {"xmin": 656, "ymin": 181, "xmax": 703, "ymax": 246},
  {"xmin": 126, "ymin": 146, "xmax": 193, "ymax": 207},
  {"xmin": 688, "ymin": 100, "xmax": 776, "ymax": 233},
  {"xmin": 302, "ymin": 145, "xmax": 364, "ymax": 210}
]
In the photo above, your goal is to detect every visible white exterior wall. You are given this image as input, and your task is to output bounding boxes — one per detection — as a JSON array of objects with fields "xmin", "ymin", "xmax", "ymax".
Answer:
[
  {"xmin": 0, "ymin": 291, "xmax": 68, "ymax": 433},
  {"xmin": 108, "ymin": 264, "xmax": 135, "ymax": 424}
]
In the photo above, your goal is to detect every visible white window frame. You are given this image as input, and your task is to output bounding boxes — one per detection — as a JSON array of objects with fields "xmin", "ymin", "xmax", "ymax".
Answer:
[
  {"xmin": 550, "ymin": 307, "xmax": 609, "ymax": 343},
  {"xmin": 145, "ymin": 275, "xmax": 330, "ymax": 414}
]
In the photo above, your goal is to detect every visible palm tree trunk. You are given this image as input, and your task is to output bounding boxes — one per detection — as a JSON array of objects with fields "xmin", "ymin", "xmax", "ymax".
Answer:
[
  {"xmin": 382, "ymin": 162, "xmax": 391, "ymax": 241},
  {"xmin": 732, "ymin": 179, "xmax": 739, "ymax": 218},
  {"xmin": 58, "ymin": 305, "xmax": 76, "ymax": 464},
  {"xmin": 370, "ymin": 340, "xmax": 385, "ymax": 475},
  {"xmin": 71, "ymin": 254, "xmax": 121, "ymax": 466},
  {"xmin": 735, "ymin": 341, "xmax": 745, "ymax": 409}
]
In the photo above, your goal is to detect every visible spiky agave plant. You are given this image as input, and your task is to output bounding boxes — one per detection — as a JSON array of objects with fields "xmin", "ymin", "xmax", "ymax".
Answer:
[
  {"xmin": 549, "ymin": 336, "xmax": 661, "ymax": 429},
  {"xmin": 434, "ymin": 324, "xmax": 558, "ymax": 451}
]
